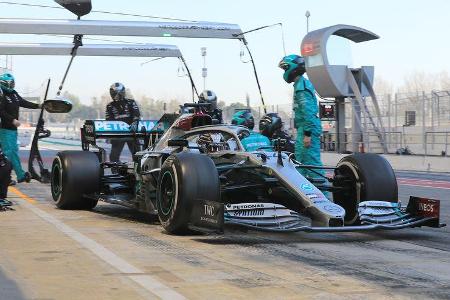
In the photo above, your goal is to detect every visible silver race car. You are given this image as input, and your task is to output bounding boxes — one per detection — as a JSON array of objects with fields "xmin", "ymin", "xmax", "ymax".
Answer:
[{"xmin": 50, "ymin": 104, "xmax": 445, "ymax": 234}]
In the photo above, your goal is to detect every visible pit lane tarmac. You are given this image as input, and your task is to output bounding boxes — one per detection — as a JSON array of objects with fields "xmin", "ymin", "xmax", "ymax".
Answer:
[{"xmin": 1, "ymin": 169, "xmax": 449, "ymax": 300}]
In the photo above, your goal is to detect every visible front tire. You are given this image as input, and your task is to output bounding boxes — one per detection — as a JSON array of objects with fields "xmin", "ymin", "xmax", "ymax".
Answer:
[
  {"xmin": 51, "ymin": 151, "xmax": 100, "ymax": 210},
  {"xmin": 333, "ymin": 153, "xmax": 398, "ymax": 225},
  {"xmin": 156, "ymin": 152, "xmax": 220, "ymax": 234}
]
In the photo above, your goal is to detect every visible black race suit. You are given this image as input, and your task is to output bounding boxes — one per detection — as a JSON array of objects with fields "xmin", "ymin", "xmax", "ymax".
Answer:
[{"xmin": 105, "ymin": 98, "xmax": 141, "ymax": 162}]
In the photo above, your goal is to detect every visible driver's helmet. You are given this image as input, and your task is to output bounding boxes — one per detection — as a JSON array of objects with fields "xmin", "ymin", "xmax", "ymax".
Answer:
[
  {"xmin": 231, "ymin": 110, "xmax": 255, "ymax": 130},
  {"xmin": 109, "ymin": 82, "xmax": 126, "ymax": 101},
  {"xmin": 259, "ymin": 113, "xmax": 283, "ymax": 138},
  {"xmin": 198, "ymin": 90, "xmax": 218, "ymax": 110},
  {"xmin": 197, "ymin": 133, "xmax": 228, "ymax": 153},
  {"xmin": 278, "ymin": 55, "xmax": 306, "ymax": 83},
  {"xmin": 0, "ymin": 73, "xmax": 15, "ymax": 92}
]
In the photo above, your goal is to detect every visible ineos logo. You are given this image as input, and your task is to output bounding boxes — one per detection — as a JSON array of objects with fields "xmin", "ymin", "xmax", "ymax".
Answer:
[
  {"xmin": 204, "ymin": 205, "xmax": 215, "ymax": 216},
  {"xmin": 419, "ymin": 203, "xmax": 435, "ymax": 212}
]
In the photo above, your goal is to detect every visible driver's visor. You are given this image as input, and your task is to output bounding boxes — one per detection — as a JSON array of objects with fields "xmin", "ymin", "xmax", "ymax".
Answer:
[{"xmin": 278, "ymin": 61, "xmax": 290, "ymax": 71}]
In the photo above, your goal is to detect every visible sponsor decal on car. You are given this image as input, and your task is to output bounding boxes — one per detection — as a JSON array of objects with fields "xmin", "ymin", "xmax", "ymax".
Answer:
[
  {"xmin": 226, "ymin": 203, "xmax": 267, "ymax": 217},
  {"xmin": 94, "ymin": 120, "xmax": 156, "ymax": 132},
  {"xmin": 231, "ymin": 208, "xmax": 265, "ymax": 217},
  {"xmin": 407, "ymin": 197, "xmax": 440, "ymax": 220},
  {"xmin": 191, "ymin": 199, "xmax": 224, "ymax": 231},
  {"xmin": 231, "ymin": 204, "xmax": 265, "ymax": 210},
  {"xmin": 301, "ymin": 183, "xmax": 313, "ymax": 192}
]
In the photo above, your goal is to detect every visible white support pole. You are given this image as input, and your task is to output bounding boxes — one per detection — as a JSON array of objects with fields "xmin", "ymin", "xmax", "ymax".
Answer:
[{"xmin": 201, "ymin": 47, "xmax": 207, "ymax": 91}]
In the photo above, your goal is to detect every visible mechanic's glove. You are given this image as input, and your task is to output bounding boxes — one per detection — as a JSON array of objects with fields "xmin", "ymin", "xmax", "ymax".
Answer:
[{"xmin": 129, "ymin": 120, "xmax": 139, "ymax": 133}]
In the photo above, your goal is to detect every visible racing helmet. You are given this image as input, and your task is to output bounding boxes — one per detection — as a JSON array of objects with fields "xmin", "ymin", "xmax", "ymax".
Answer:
[
  {"xmin": 278, "ymin": 54, "xmax": 306, "ymax": 83},
  {"xmin": 259, "ymin": 112, "xmax": 283, "ymax": 138},
  {"xmin": 231, "ymin": 110, "xmax": 255, "ymax": 130},
  {"xmin": 0, "ymin": 73, "xmax": 15, "ymax": 92},
  {"xmin": 109, "ymin": 82, "xmax": 126, "ymax": 101},
  {"xmin": 198, "ymin": 90, "xmax": 218, "ymax": 110}
]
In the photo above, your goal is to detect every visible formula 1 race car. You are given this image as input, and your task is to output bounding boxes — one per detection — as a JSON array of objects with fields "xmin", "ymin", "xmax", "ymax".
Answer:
[{"xmin": 50, "ymin": 104, "xmax": 445, "ymax": 234}]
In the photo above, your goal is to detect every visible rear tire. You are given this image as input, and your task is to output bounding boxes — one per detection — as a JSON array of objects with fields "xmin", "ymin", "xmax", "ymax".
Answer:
[
  {"xmin": 51, "ymin": 151, "xmax": 100, "ymax": 210},
  {"xmin": 156, "ymin": 152, "xmax": 220, "ymax": 234},
  {"xmin": 333, "ymin": 153, "xmax": 398, "ymax": 225}
]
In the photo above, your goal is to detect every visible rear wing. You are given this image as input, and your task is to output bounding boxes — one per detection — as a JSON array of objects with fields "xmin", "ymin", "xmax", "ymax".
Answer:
[
  {"xmin": 81, "ymin": 115, "xmax": 178, "ymax": 151},
  {"xmin": 150, "ymin": 113, "xmax": 180, "ymax": 134},
  {"xmin": 81, "ymin": 120, "xmax": 155, "ymax": 150}
]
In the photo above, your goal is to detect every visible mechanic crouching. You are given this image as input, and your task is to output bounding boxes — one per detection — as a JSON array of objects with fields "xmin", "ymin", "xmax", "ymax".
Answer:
[
  {"xmin": 259, "ymin": 112, "xmax": 295, "ymax": 154},
  {"xmin": 105, "ymin": 82, "xmax": 141, "ymax": 162},
  {"xmin": 278, "ymin": 55, "xmax": 325, "ymax": 180},
  {"xmin": 231, "ymin": 110, "xmax": 271, "ymax": 151}
]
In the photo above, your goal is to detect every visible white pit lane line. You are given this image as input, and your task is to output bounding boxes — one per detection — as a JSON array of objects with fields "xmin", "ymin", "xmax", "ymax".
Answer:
[{"xmin": 19, "ymin": 200, "xmax": 185, "ymax": 300}]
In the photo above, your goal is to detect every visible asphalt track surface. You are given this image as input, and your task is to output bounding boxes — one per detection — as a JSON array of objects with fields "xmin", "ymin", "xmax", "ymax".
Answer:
[{"xmin": 0, "ymin": 146, "xmax": 449, "ymax": 299}]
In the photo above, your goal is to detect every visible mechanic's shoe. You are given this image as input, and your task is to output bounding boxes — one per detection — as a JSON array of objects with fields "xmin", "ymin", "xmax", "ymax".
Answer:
[
  {"xmin": 0, "ymin": 198, "xmax": 13, "ymax": 211},
  {"xmin": 9, "ymin": 180, "xmax": 16, "ymax": 186},
  {"xmin": 0, "ymin": 198, "xmax": 12, "ymax": 206},
  {"xmin": 18, "ymin": 172, "xmax": 31, "ymax": 183}
]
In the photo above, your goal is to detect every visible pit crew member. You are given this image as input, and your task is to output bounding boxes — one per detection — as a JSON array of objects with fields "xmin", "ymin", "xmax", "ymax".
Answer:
[
  {"xmin": 259, "ymin": 112, "xmax": 295, "ymax": 153},
  {"xmin": 198, "ymin": 90, "xmax": 223, "ymax": 124},
  {"xmin": 231, "ymin": 110, "xmax": 271, "ymax": 152},
  {"xmin": 279, "ymin": 55, "xmax": 324, "ymax": 179},
  {"xmin": 105, "ymin": 82, "xmax": 141, "ymax": 162},
  {"xmin": 0, "ymin": 73, "xmax": 41, "ymax": 183}
]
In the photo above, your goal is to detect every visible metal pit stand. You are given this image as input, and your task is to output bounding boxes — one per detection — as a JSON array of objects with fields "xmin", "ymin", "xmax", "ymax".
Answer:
[{"xmin": 301, "ymin": 24, "xmax": 387, "ymax": 153}]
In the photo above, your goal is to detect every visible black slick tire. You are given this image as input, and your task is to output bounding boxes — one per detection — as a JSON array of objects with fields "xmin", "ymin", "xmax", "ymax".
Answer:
[
  {"xmin": 156, "ymin": 152, "xmax": 220, "ymax": 234},
  {"xmin": 333, "ymin": 153, "xmax": 398, "ymax": 225},
  {"xmin": 51, "ymin": 151, "xmax": 100, "ymax": 210}
]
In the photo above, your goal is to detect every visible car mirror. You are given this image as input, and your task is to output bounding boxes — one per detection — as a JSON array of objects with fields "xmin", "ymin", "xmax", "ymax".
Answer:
[
  {"xmin": 43, "ymin": 99, "xmax": 73, "ymax": 113},
  {"xmin": 168, "ymin": 139, "xmax": 189, "ymax": 148}
]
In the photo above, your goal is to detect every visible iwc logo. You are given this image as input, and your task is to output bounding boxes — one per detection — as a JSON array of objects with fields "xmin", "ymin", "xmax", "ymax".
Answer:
[{"xmin": 204, "ymin": 205, "xmax": 215, "ymax": 216}]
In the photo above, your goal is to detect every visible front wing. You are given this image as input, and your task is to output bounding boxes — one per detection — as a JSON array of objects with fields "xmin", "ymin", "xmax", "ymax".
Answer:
[{"xmin": 221, "ymin": 197, "xmax": 445, "ymax": 233}]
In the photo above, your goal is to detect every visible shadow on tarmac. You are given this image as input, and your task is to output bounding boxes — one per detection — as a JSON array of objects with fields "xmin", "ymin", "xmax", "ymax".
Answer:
[
  {"xmin": 0, "ymin": 268, "xmax": 27, "ymax": 300},
  {"xmin": 91, "ymin": 204, "xmax": 159, "ymax": 225}
]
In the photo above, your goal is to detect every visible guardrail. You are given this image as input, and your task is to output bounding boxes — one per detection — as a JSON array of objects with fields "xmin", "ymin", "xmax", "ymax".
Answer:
[{"xmin": 322, "ymin": 131, "xmax": 450, "ymax": 156}]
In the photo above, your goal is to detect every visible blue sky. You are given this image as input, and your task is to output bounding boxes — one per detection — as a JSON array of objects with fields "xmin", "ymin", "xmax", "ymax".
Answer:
[{"xmin": 0, "ymin": 0, "xmax": 449, "ymax": 105}]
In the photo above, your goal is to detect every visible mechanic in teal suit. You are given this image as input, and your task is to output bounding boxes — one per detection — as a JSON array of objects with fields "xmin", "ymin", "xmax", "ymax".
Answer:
[
  {"xmin": 231, "ymin": 110, "xmax": 271, "ymax": 152},
  {"xmin": 278, "ymin": 55, "xmax": 324, "ymax": 179},
  {"xmin": 0, "ymin": 73, "xmax": 41, "ymax": 183}
]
